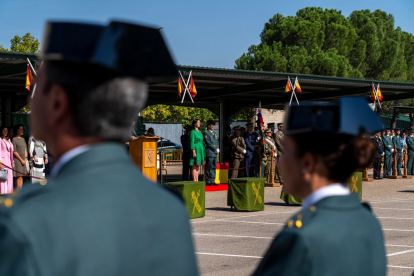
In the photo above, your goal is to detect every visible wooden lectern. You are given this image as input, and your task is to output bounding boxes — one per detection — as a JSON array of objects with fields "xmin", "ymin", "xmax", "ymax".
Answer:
[
  {"xmin": 403, "ymin": 148, "xmax": 412, "ymax": 179},
  {"xmin": 389, "ymin": 145, "xmax": 402, "ymax": 179},
  {"xmin": 129, "ymin": 136, "xmax": 159, "ymax": 182}
]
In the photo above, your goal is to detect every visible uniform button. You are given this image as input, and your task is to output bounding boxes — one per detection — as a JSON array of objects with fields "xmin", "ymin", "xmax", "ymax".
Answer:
[
  {"xmin": 287, "ymin": 219, "xmax": 294, "ymax": 228},
  {"xmin": 4, "ymin": 198, "xmax": 13, "ymax": 208},
  {"xmin": 39, "ymin": 178, "xmax": 48, "ymax": 185},
  {"xmin": 295, "ymin": 220, "xmax": 302, "ymax": 228},
  {"xmin": 309, "ymin": 206, "xmax": 316, "ymax": 211}
]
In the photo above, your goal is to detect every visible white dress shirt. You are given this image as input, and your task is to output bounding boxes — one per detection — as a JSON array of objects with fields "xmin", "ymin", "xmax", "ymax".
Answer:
[
  {"xmin": 50, "ymin": 145, "xmax": 91, "ymax": 177},
  {"xmin": 302, "ymin": 183, "xmax": 350, "ymax": 209}
]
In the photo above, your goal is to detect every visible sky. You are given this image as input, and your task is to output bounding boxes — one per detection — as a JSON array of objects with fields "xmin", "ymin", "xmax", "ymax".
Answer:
[{"xmin": 0, "ymin": 0, "xmax": 413, "ymax": 69}]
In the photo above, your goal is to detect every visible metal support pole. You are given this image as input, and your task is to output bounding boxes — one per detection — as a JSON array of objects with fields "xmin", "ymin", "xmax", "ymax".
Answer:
[{"xmin": 219, "ymin": 101, "xmax": 224, "ymax": 163}]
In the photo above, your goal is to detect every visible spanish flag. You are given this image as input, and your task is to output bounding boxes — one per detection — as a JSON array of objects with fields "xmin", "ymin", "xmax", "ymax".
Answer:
[
  {"xmin": 189, "ymin": 76, "xmax": 197, "ymax": 98},
  {"xmin": 178, "ymin": 77, "xmax": 183, "ymax": 97},
  {"xmin": 295, "ymin": 79, "xmax": 302, "ymax": 93},
  {"xmin": 377, "ymin": 85, "xmax": 383, "ymax": 103},
  {"xmin": 25, "ymin": 65, "xmax": 33, "ymax": 91},
  {"xmin": 371, "ymin": 84, "xmax": 377, "ymax": 102},
  {"xmin": 285, "ymin": 78, "xmax": 291, "ymax": 93}
]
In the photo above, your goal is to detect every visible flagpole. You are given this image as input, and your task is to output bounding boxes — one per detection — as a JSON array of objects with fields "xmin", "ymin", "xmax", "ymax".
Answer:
[
  {"xmin": 288, "ymin": 77, "xmax": 294, "ymax": 106},
  {"xmin": 292, "ymin": 77, "xmax": 300, "ymax": 105},
  {"xmin": 179, "ymin": 71, "xmax": 194, "ymax": 104},
  {"xmin": 373, "ymin": 83, "xmax": 381, "ymax": 109},
  {"xmin": 27, "ymin": 58, "xmax": 37, "ymax": 76},
  {"xmin": 31, "ymin": 83, "xmax": 37, "ymax": 98}
]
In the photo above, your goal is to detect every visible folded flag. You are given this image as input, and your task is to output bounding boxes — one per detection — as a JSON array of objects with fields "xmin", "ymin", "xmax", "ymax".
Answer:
[
  {"xmin": 25, "ymin": 65, "xmax": 33, "ymax": 91},
  {"xmin": 189, "ymin": 76, "xmax": 197, "ymax": 98},
  {"xmin": 178, "ymin": 77, "xmax": 183, "ymax": 97},
  {"xmin": 285, "ymin": 78, "xmax": 291, "ymax": 93}
]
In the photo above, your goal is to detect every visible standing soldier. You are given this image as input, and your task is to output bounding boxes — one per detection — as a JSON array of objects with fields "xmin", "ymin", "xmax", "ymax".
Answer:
[
  {"xmin": 181, "ymin": 125, "xmax": 192, "ymax": 181},
  {"xmin": 263, "ymin": 129, "xmax": 277, "ymax": 182},
  {"xmin": 274, "ymin": 123, "xmax": 284, "ymax": 184},
  {"xmin": 392, "ymin": 128, "xmax": 402, "ymax": 176},
  {"xmin": 382, "ymin": 129, "xmax": 393, "ymax": 178},
  {"xmin": 372, "ymin": 131, "xmax": 384, "ymax": 180},
  {"xmin": 252, "ymin": 127, "xmax": 263, "ymax": 177},
  {"xmin": 406, "ymin": 128, "xmax": 414, "ymax": 175},
  {"xmin": 204, "ymin": 120, "xmax": 219, "ymax": 186},
  {"xmin": 243, "ymin": 123, "xmax": 255, "ymax": 177},
  {"xmin": 223, "ymin": 127, "xmax": 232, "ymax": 164},
  {"xmin": 267, "ymin": 123, "xmax": 276, "ymax": 139},
  {"xmin": 230, "ymin": 126, "xmax": 246, "ymax": 179}
]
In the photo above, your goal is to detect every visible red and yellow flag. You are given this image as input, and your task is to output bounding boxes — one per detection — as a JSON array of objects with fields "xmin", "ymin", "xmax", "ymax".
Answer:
[
  {"xmin": 371, "ymin": 84, "xmax": 377, "ymax": 102},
  {"xmin": 178, "ymin": 77, "xmax": 183, "ymax": 97},
  {"xmin": 284, "ymin": 79, "xmax": 291, "ymax": 93},
  {"xmin": 189, "ymin": 76, "xmax": 197, "ymax": 98},
  {"xmin": 377, "ymin": 85, "xmax": 383, "ymax": 103},
  {"xmin": 25, "ymin": 65, "xmax": 33, "ymax": 91},
  {"xmin": 295, "ymin": 79, "xmax": 302, "ymax": 94}
]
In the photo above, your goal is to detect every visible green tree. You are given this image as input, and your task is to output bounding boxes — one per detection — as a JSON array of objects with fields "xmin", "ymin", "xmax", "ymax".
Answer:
[
  {"xmin": 0, "ymin": 33, "xmax": 40, "ymax": 53},
  {"xmin": 141, "ymin": 105, "xmax": 218, "ymax": 129},
  {"xmin": 236, "ymin": 7, "xmax": 414, "ymax": 114}
]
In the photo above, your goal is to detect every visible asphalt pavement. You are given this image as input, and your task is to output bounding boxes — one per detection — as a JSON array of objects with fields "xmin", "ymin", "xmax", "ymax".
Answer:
[{"xmin": 190, "ymin": 178, "xmax": 414, "ymax": 276}]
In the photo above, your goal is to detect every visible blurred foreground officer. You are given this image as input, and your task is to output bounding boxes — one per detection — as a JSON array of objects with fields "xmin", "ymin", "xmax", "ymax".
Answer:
[
  {"xmin": 253, "ymin": 98, "xmax": 386, "ymax": 276},
  {"xmin": 0, "ymin": 21, "xmax": 198, "ymax": 276},
  {"xmin": 181, "ymin": 125, "xmax": 192, "ymax": 180},
  {"xmin": 204, "ymin": 120, "xmax": 219, "ymax": 186},
  {"xmin": 372, "ymin": 131, "xmax": 384, "ymax": 180}
]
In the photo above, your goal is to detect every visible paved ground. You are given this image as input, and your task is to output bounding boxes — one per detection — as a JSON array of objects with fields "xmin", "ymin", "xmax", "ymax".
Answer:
[{"xmin": 189, "ymin": 178, "xmax": 414, "ymax": 276}]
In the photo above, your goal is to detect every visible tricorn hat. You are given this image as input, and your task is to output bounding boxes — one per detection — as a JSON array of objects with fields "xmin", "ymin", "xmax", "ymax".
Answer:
[
  {"xmin": 40, "ymin": 21, "xmax": 177, "ymax": 83},
  {"xmin": 265, "ymin": 129, "xmax": 272, "ymax": 133},
  {"xmin": 284, "ymin": 97, "xmax": 383, "ymax": 136},
  {"xmin": 207, "ymin": 120, "xmax": 215, "ymax": 126}
]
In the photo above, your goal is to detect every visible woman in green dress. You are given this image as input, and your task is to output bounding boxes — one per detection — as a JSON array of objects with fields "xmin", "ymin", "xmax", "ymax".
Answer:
[{"xmin": 190, "ymin": 119, "xmax": 205, "ymax": 181}]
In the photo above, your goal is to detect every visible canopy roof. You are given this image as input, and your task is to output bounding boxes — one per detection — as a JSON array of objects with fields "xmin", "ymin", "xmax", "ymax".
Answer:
[
  {"xmin": 0, "ymin": 51, "xmax": 37, "ymax": 111},
  {"xmin": 148, "ymin": 65, "xmax": 414, "ymax": 115}
]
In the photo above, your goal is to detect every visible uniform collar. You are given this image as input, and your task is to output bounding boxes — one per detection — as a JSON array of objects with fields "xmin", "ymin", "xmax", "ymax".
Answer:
[
  {"xmin": 50, "ymin": 144, "xmax": 91, "ymax": 177},
  {"xmin": 302, "ymin": 183, "xmax": 350, "ymax": 210}
]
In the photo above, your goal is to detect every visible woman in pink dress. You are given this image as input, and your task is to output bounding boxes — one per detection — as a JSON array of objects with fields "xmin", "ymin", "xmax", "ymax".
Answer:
[{"xmin": 0, "ymin": 126, "xmax": 14, "ymax": 194}]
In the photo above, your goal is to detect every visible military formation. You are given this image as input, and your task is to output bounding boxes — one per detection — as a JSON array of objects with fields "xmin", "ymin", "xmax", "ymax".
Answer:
[{"xmin": 371, "ymin": 127, "xmax": 414, "ymax": 179}]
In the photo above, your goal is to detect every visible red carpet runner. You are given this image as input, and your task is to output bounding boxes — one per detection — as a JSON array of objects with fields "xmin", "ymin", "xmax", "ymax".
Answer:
[{"xmin": 205, "ymin": 184, "xmax": 228, "ymax": 192}]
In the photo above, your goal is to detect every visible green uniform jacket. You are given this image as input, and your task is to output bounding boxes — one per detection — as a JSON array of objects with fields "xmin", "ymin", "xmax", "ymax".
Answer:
[
  {"xmin": 204, "ymin": 130, "xmax": 219, "ymax": 158},
  {"xmin": 274, "ymin": 131, "xmax": 284, "ymax": 157},
  {"xmin": 383, "ymin": 135, "xmax": 393, "ymax": 156},
  {"xmin": 253, "ymin": 194, "xmax": 386, "ymax": 276},
  {"xmin": 407, "ymin": 136, "xmax": 414, "ymax": 153},
  {"xmin": 0, "ymin": 143, "xmax": 198, "ymax": 276},
  {"xmin": 231, "ymin": 135, "xmax": 246, "ymax": 159},
  {"xmin": 392, "ymin": 135, "xmax": 403, "ymax": 152}
]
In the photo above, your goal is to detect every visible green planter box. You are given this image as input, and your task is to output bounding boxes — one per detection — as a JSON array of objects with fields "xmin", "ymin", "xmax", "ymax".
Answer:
[
  {"xmin": 164, "ymin": 181, "xmax": 205, "ymax": 219},
  {"xmin": 347, "ymin": 172, "xmax": 362, "ymax": 200},
  {"xmin": 227, "ymin": 178, "xmax": 265, "ymax": 211}
]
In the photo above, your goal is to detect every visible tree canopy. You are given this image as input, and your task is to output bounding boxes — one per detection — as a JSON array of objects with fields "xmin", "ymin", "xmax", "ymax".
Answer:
[
  {"xmin": 0, "ymin": 33, "xmax": 40, "ymax": 53},
  {"xmin": 236, "ymin": 8, "xmax": 414, "ymax": 83}
]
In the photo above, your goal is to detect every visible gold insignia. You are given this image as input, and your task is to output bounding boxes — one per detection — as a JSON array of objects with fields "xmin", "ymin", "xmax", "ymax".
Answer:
[
  {"xmin": 297, "ymin": 214, "xmax": 302, "ymax": 220},
  {"xmin": 287, "ymin": 219, "xmax": 294, "ymax": 228},
  {"xmin": 295, "ymin": 220, "xmax": 302, "ymax": 228},
  {"xmin": 309, "ymin": 206, "xmax": 316, "ymax": 211},
  {"xmin": 39, "ymin": 178, "xmax": 48, "ymax": 186},
  {"xmin": 4, "ymin": 198, "xmax": 13, "ymax": 208}
]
